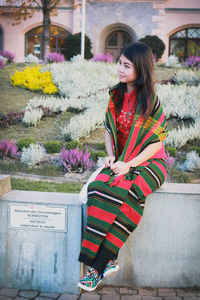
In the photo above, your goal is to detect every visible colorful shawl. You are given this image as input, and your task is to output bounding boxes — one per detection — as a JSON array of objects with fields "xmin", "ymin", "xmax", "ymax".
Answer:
[
  {"xmin": 105, "ymin": 86, "xmax": 168, "ymax": 161},
  {"xmin": 104, "ymin": 85, "xmax": 168, "ymax": 183}
]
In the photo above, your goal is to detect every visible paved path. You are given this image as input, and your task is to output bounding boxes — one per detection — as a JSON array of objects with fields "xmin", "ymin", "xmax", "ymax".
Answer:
[{"xmin": 0, "ymin": 286, "xmax": 200, "ymax": 300}]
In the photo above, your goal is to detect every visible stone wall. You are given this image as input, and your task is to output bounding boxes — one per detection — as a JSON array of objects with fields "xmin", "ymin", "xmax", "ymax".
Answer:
[
  {"xmin": 86, "ymin": 1, "xmax": 159, "ymax": 54},
  {"xmin": 0, "ymin": 176, "xmax": 200, "ymax": 292}
]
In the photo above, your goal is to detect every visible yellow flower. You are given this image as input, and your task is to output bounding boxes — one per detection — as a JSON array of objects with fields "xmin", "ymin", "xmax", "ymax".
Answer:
[{"xmin": 10, "ymin": 65, "xmax": 57, "ymax": 94}]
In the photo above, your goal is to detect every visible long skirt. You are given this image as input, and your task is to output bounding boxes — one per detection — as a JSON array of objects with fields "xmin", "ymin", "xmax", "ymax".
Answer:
[{"xmin": 78, "ymin": 158, "xmax": 167, "ymax": 274}]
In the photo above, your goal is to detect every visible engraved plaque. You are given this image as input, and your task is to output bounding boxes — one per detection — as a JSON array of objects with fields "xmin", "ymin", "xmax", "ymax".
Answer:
[{"xmin": 9, "ymin": 204, "xmax": 67, "ymax": 232}]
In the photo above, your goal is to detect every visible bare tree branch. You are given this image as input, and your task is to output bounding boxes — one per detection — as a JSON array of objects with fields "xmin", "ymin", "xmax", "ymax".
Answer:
[
  {"xmin": 50, "ymin": 0, "xmax": 61, "ymax": 11},
  {"xmin": 32, "ymin": 0, "xmax": 42, "ymax": 9}
]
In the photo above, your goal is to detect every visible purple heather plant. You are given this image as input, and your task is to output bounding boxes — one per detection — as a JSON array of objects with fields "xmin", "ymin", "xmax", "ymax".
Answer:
[
  {"xmin": 183, "ymin": 56, "xmax": 200, "ymax": 69},
  {"xmin": 92, "ymin": 53, "xmax": 113, "ymax": 63},
  {"xmin": 60, "ymin": 146, "xmax": 94, "ymax": 173},
  {"xmin": 165, "ymin": 151, "xmax": 175, "ymax": 169},
  {"xmin": 0, "ymin": 138, "xmax": 19, "ymax": 159},
  {"xmin": 46, "ymin": 52, "xmax": 65, "ymax": 63},
  {"xmin": 0, "ymin": 59, "xmax": 5, "ymax": 69},
  {"xmin": 0, "ymin": 50, "xmax": 15, "ymax": 63}
]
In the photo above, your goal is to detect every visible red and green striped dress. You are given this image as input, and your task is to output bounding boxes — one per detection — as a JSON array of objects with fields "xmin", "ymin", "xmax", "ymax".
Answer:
[{"xmin": 78, "ymin": 85, "xmax": 168, "ymax": 273}]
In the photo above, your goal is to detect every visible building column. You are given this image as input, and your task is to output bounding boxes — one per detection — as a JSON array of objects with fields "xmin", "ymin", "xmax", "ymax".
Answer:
[
  {"xmin": 72, "ymin": 0, "xmax": 82, "ymax": 34},
  {"xmin": 152, "ymin": 1, "xmax": 168, "ymax": 62}
]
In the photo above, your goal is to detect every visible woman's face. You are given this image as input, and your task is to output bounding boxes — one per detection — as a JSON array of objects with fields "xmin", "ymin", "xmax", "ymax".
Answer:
[{"xmin": 117, "ymin": 55, "xmax": 137, "ymax": 84}]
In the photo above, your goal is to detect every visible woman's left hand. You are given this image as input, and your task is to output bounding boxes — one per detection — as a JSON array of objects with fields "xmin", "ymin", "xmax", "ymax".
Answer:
[{"xmin": 110, "ymin": 161, "xmax": 130, "ymax": 176}]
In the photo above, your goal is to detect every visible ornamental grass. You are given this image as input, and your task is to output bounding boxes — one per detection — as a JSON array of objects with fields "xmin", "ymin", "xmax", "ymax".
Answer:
[{"xmin": 10, "ymin": 65, "xmax": 58, "ymax": 94}]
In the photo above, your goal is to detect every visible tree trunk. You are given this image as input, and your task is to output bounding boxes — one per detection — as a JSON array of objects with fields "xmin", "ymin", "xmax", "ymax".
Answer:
[{"xmin": 42, "ymin": 0, "xmax": 51, "ymax": 63}]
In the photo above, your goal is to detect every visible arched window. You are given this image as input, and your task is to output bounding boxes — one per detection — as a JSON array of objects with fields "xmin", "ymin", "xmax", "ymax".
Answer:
[
  {"xmin": 25, "ymin": 25, "xmax": 70, "ymax": 60},
  {"xmin": 0, "ymin": 26, "xmax": 3, "ymax": 51},
  {"xmin": 105, "ymin": 30, "xmax": 133, "ymax": 61},
  {"xmin": 169, "ymin": 27, "xmax": 200, "ymax": 60}
]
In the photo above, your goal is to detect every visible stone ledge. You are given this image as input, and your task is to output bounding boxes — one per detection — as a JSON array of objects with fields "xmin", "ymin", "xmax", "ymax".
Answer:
[
  {"xmin": 155, "ymin": 182, "xmax": 200, "ymax": 195},
  {"xmin": 0, "ymin": 190, "xmax": 81, "ymax": 205},
  {"xmin": 0, "ymin": 175, "xmax": 11, "ymax": 196}
]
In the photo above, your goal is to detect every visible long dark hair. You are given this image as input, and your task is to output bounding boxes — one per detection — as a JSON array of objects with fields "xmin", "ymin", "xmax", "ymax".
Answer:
[{"xmin": 116, "ymin": 42, "xmax": 154, "ymax": 116}]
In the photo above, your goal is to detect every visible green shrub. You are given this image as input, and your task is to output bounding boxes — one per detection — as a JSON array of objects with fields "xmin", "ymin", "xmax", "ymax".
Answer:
[
  {"xmin": 168, "ymin": 167, "xmax": 191, "ymax": 183},
  {"xmin": 65, "ymin": 140, "xmax": 81, "ymax": 150},
  {"xmin": 90, "ymin": 151, "xmax": 107, "ymax": 162},
  {"xmin": 96, "ymin": 142, "xmax": 106, "ymax": 151},
  {"xmin": 165, "ymin": 146, "xmax": 177, "ymax": 157},
  {"xmin": 17, "ymin": 138, "xmax": 36, "ymax": 151},
  {"xmin": 65, "ymin": 33, "xmax": 93, "ymax": 60},
  {"xmin": 187, "ymin": 146, "xmax": 200, "ymax": 157},
  {"xmin": 139, "ymin": 35, "xmax": 165, "ymax": 60},
  {"xmin": 44, "ymin": 141, "xmax": 62, "ymax": 153}
]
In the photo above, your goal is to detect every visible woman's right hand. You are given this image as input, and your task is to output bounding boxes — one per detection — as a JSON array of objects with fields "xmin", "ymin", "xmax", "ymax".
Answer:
[{"xmin": 105, "ymin": 156, "xmax": 115, "ymax": 168}]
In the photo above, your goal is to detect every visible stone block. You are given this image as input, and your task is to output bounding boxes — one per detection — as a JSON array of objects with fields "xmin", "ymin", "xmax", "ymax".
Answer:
[
  {"xmin": 57, "ymin": 294, "xmax": 79, "ymax": 300},
  {"xmin": 183, "ymin": 298, "xmax": 200, "ymax": 300},
  {"xmin": 0, "ymin": 191, "xmax": 82, "ymax": 295},
  {"xmin": 98, "ymin": 286, "xmax": 118, "ymax": 294},
  {"xmin": 158, "ymin": 289, "xmax": 176, "ymax": 296},
  {"xmin": 163, "ymin": 297, "xmax": 182, "ymax": 300},
  {"xmin": 39, "ymin": 292, "xmax": 60, "ymax": 299},
  {"xmin": 101, "ymin": 295, "xmax": 120, "ymax": 300},
  {"xmin": 79, "ymin": 294, "xmax": 101, "ymax": 300},
  {"xmin": 83, "ymin": 183, "xmax": 200, "ymax": 288},
  {"xmin": 0, "ymin": 175, "xmax": 11, "ymax": 196},
  {"xmin": 18, "ymin": 290, "xmax": 39, "ymax": 298},
  {"xmin": 0, "ymin": 296, "xmax": 12, "ymax": 300},
  {"xmin": 176, "ymin": 289, "xmax": 197, "ymax": 296},
  {"xmin": 121, "ymin": 296, "xmax": 142, "ymax": 300},
  {"xmin": 0, "ymin": 287, "xmax": 18, "ymax": 297},
  {"xmin": 138, "ymin": 289, "xmax": 157, "ymax": 296},
  {"xmin": 34, "ymin": 297, "xmax": 56, "ymax": 300},
  {"xmin": 119, "ymin": 287, "xmax": 137, "ymax": 295},
  {"xmin": 142, "ymin": 297, "xmax": 162, "ymax": 300}
]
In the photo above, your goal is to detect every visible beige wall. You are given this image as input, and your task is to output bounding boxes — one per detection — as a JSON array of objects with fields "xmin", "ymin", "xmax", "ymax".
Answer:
[
  {"xmin": 0, "ymin": 8, "xmax": 73, "ymax": 62},
  {"xmin": 152, "ymin": 0, "xmax": 200, "ymax": 61},
  {"xmin": 0, "ymin": 0, "xmax": 200, "ymax": 62}
]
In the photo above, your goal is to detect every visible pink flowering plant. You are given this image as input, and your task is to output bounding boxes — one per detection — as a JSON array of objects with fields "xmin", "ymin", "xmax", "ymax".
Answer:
[
  {"xmin": 0, "ymin": 138, "xmax": 19, "ymax": 159},
  {"xmin": 165, "ymin": 151, "xmax": 175, "ymax": 169},
  {"xmin": 60, "ymin": 146, "xmax": 94, "ymax": 173},
  {"xmin": 92, "ymin": 53, "xmax": 113, "ymax": 63},
  {"xmin": 0, "ymin": 59, "xmax": 5, "ymax": 69},
  {"xmin": 46, "ymin": 52, "xmax": 65, "ymax": 63},
  {"xmin": 183, "ymin": 56, "xmax": 200, "ymax": 69},
  {"xmin": 0, "ymin": 50, "xmax": 15, "ymax": 63}
]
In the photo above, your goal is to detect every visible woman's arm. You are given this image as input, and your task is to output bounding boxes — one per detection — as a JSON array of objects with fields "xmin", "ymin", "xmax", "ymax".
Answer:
[
  {"xmin": 105, "ymin": 130, "xmax": 114, "ymax": 156},
  {"xmin": 127, "ymin": 141, "xmax": 162, "ymax": 168},
  {"xmin": 105, "ymin": 130, "xmax": 115, "ymax": 167},
  {"xmin": 111, "ymin": 141, "xmax": 162, "ymax": 175}
]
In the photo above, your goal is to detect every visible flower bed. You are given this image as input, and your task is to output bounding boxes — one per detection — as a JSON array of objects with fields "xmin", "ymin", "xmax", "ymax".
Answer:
[{"xmin": 4, "ymin": 61, "xmax": 200, "ymax": 182}]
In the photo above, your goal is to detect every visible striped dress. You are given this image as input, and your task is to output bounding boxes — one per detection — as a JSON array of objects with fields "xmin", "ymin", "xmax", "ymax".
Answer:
[{"xmin": 78, "ymin": 85, "xmax": 168, "ymax": 273}]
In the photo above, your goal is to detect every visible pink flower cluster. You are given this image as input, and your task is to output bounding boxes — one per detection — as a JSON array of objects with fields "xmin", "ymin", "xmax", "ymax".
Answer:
[
  {"xmin": 165, "ymin": 151, "xmax": 175, "ymax": 169},
  {"xmin": 0, "ymin": 50, "xmax": 15, "ymax": 62},
  {"xmin": 92, "ymin": 53, "xmax": 113, "ymax": 63},
  {"xmin": 60, "ymin": 146, "xmax": 94, "ymax": 173},
  {"xmin": 183, "ymin": 56, "xmax": 200, "ymax": 69},
  {"xmin": 0, "ymin": 138, "xmax": 19, "ymax": 159},
  {"xmin": 46, "ymin": 52, "xmax": 65, "ymax": 63},
  {"xmin": 0, "ymin": 59, "xmax": 5, "ymax": 69}
]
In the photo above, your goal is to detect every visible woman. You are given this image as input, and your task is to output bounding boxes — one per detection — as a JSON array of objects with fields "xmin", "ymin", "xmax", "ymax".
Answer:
[{"xmin": 78, "ymin": 42, "xmax": 168, "ymax": 291}]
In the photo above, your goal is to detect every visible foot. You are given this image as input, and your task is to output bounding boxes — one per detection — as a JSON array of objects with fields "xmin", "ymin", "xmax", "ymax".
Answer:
[
  {"xmin": 103, "ymin": 259, "xmax": 119, "ymax": 278},
  {"xmin": 78, "ymin": 267, "xmax": 103, "ymax": 292}
]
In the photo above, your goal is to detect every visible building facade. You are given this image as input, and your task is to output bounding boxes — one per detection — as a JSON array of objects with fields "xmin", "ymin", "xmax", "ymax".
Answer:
[{"xmin": 0, "ymin": 0, "xmax": 200, "ymax": 62}]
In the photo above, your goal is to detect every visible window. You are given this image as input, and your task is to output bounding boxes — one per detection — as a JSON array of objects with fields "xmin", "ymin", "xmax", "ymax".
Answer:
[
  {"xmin": 25, "ymin": 25, "xmax": 70, "ymax": 60},
  {"xmin": 169, "ymin": 27, "xmax": 200, "ymax": 60},
  {"xmin": 106, "ymin": 30, "xmax": 132, "ymax": 61}
]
